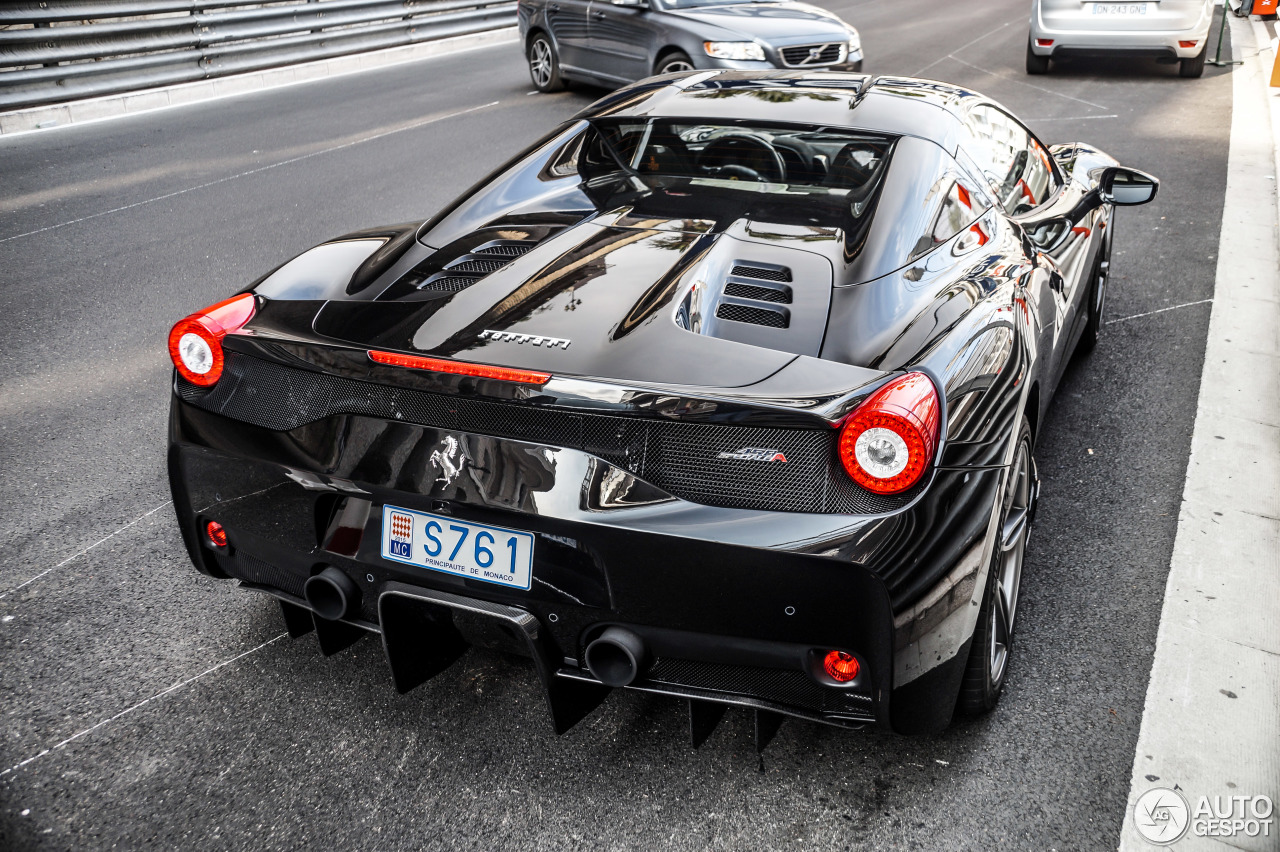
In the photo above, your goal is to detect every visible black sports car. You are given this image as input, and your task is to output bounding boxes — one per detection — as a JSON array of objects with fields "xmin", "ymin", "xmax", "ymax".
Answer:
[{"xmin": 167, "ymin": 70, "xmax": 1156, "ymax": 744}]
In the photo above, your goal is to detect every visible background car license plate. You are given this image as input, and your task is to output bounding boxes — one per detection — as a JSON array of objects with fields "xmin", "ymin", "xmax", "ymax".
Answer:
[
  {"xmin": 382, "ymin": 505, "xmax": 535, "ymax": 590},
  {"xmin": 1089, "ymin": 2, "xmax": 1150, "ymax": 14}
]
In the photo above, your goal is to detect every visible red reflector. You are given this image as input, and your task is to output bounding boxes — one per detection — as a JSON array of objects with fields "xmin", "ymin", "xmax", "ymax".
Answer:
[
  {"xmin": 167, "ymin": 293, "xmax": 257, "ymax": 387},
  {"xmin": 368, "ymin": 350, "xmax": 551, "ymax": 385},
  {"xmin": 823, "ymin": 651, "xmax": 860, "ymax": 683},
  {"xmin": 1035, "ymin": 38, "xmax": 1053, "ymax": 47},
  {"xmin": 205, "ymin": 521, "xmax": 227, "ymax": 548},
  {"xmin": 1179, "ymin": 40, "xmax": 1197, "ymax": 48},
  {"xmin": 837, "ymin": 372, "xmax": 941, "ymax": 495}
]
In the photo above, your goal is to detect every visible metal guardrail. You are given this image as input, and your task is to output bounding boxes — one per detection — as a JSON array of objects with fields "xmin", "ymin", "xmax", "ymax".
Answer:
[{"xmin": 0, "ymin": 0, "xmax": 517, "ymax": 110}]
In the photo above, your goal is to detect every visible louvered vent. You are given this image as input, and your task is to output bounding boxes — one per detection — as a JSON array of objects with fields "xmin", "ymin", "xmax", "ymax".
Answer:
[
  {"xmin": 716, "ymin": 303, "xmax": 789, "ymax": 328},
  {"xmin": 731, "ymin": 264, "xmax": 791, "ymax": 282},
  {"xmin": 724, "ymin": 281, "xmax": 791, "ymax": 303},
  {"xmin": 417, "ymin": 240, "xmax": 535, "ymax": 293}
]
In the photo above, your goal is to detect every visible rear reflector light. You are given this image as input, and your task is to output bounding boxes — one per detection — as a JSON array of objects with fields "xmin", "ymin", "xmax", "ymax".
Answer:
[
  {"xmin": 205, "ymin": 520, "xmax": 227, "ymax": 548},
  {"xmin": 1035, "ymin": 38, "xmax": 1053, "ymax": 47},
  {"xmin": 837, "ymin": 372, "xmax": 941, "ymax": 494},
  {"xmin": 167, "ymin": 293, "xmax": 257, "ymax": 387},
  {"xmin": 823, "ymin": 651, "xmax": 860, "ymax": 683},
  {"xmin": 1179, "ymin": 40, "xmax": 1198, "ymax": 48},
  {"xmin": 368, "ymin": 350, "xmax": 551, "ymax": 385}
]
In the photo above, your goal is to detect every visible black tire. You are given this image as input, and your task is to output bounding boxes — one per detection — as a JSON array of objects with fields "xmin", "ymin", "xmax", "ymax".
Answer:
[
  {"xmin": 655, "ymin": 50, "xmax": 695, "ymax": 76},
  {"xmin": 1077, "ymin": 234, "xmax": 1111, "ymax": 355},
  {"xmin": 1026, "ymin": 40, "xmax": 1050, "ymax": 75},
  {"xmin": 527, "ymin": 33, "xmax": 566, "ymax": 93},
  {"xmin": 1180, "ymin": 44, "xmax": 1207, "ymax": 78},
  {"xmin": 957, "ymin": 418, "xmax": 1034, "ymax": 716}
]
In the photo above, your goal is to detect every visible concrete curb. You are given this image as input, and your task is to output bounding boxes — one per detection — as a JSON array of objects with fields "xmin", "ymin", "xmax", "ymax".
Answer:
[
  {"xmin": 1118, "ymin": 13, "xmax": 1280, "ymax": 852},
  {"xmin": 0, "ymin": 26, "xmax": 519, "ymax": 138}
]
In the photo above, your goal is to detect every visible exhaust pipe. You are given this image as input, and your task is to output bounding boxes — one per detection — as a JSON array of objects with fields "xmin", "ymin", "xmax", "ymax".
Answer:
[
  {"xmin": 304, "ymin": 566, "xmax": 359, "ymax": 621},
  {"xmin": 584, "ymin": 626, "xmax": 648, "ymax": 687}
]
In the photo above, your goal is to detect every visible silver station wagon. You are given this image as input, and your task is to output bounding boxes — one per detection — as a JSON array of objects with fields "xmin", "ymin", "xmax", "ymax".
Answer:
[{"xmin": 517, "ymin": 0, "xmax": 863, "ymax": 92}]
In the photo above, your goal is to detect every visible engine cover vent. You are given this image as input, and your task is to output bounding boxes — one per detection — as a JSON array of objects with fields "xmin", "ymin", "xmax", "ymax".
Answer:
[
  {"xmin": 731, "ymin": 263, "xmax": 792, "ymax": 283},
  {"xmin": 724, "ymin": 281, "xmax": 791, "ymax": 304},
  {"xmin": 414, "ymin": 239, "xmax": 535, "ymax": 294},
  {"xmin": 716, "ymin": 303, "xmax": 789, "ymax": 328},
  {"xmin": 674, "ymin": 240, "xmax": 831, "ymax": 358}
]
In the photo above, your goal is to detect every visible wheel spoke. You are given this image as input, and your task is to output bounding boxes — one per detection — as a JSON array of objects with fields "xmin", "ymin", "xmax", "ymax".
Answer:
[
  {"xmin": 989, "ymin": 577, "xmax": 1011, "ymax": 680},
  {"xmin": 1001, "ymin": 505, "xmax": 1029, "ymax": 552}
]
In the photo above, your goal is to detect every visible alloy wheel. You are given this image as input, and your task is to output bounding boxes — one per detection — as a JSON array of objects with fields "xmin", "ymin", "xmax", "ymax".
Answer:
[
  {"xmin": 530, "ymin": 40, "xmax": 553, "ymax": 88},
  {"xmin": 989, "ymin": 439, "xmax": 1031, "ymax": 684}
]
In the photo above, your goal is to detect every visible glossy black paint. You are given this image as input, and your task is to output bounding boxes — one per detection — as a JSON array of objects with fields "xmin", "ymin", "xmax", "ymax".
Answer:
[{"xmin": 169, "ymin": 71, "xmax": 1155, "ymax": 736}]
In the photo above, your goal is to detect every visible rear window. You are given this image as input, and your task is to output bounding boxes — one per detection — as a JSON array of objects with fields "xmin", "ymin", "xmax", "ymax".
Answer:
[{"xmin": 583, "ymin": 118, "xmax": 894, "ymax": 194}]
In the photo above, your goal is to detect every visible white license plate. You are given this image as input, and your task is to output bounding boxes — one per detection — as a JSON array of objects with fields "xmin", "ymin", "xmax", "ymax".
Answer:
[
  {"xmin": 1089, "ymin": 2, "xmax": 1150, "ymax": 14},
  {"xmin": 381, "ymin": 505, "xmax": 535, "ymax": 591}
]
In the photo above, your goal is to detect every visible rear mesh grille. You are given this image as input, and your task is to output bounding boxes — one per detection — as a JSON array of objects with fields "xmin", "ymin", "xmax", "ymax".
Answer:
[
  {"xmin": 716, "ymin": 303, "xmax": 789, "ymax": 328},
  {"xmin": 178, "ymin": 352, "xmax": 916, "ymax": 514},
  {"xmin": 419, "ymin": 276, "xmax": 478, "ymax": 293},
  {"xmin": 724, "ymin": 282, "xmax": 791, "ymax": 303},
  {"xmin": 408, "ymin": 240, "xmax": 536, "ymax": 294},
  {"xmin": 231, "ymin": 551, "xmax": 306, "ymax": 597},
  {"xmin": 644, "ymin": 657, "xmax": 873, "ymax": 719},
  {"xmin": 731, "ymin": 264, "xmax": 791, "ymax": 282},
  {"xmin": 446, "ymin": 258, "xmax": 509, "ymax": 274},
  {"xmin": 780, "ymin": 43, "xmax": 844, "ymax": 67},
  {"xmin": 475, "ymin": 243, "xmax": 534, "ymax": 257}
]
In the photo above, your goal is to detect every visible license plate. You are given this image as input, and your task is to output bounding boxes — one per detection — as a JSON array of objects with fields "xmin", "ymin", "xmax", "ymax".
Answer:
[
  {"xmin": 381, "ymin": 505, "xmax": 535, "ymax": 591},
  {"xmin": 1089, "ymin": 2, "xmax": 1150, "ymax": 14}
]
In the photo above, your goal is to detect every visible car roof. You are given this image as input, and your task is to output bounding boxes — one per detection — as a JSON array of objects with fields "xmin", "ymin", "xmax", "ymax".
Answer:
[{"xmin": 578, "ymin": 70, "xmax": 982, "ymax": 154}]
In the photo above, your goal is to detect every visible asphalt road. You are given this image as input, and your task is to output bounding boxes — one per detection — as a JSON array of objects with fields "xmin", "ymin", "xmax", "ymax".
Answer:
[{"xmin": 0, "ymin": 1, "xmax": 1234, "ymax": 849}]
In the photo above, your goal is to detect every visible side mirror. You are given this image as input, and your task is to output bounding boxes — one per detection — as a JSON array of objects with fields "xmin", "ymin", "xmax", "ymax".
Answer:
[{"xmin": 1101, "ymin": 166, "xmax": 1158, "ymax": 206}]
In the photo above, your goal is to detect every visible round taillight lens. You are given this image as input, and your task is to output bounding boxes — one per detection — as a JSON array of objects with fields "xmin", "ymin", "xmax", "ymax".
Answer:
[
  {"xmin": 838, "ymin": 372, "xmax": 940, "ymax": 495},
  {"xmin": 167, "ymin": 293, "xmax": 256, "ymax": 387},
  {"xmin": 205, "ymin": 520, "xmax": 227, "ymax": 548},
  {"xmin": 823, "ymin": 650, "xmax": 860, "ymax": 683}
]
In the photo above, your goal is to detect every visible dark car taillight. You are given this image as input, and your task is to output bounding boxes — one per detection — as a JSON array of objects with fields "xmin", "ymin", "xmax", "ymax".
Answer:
[
  {"xmin": 837, "ymin": 372, "xmax": 940, "ymax": 495},
  {"xmin": 167, "ymin": 293, "xmax": 257, "ymax": 387}
]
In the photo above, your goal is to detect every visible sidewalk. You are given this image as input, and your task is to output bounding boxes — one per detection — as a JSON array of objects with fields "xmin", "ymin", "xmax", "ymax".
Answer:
[{"xmin": 1119, "ymin": 12, "xmax": 1280, "ymax": 852}]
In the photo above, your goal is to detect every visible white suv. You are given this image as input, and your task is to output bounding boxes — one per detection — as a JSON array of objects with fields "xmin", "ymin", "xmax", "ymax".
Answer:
[{"xmin": 1027, "ymin": 0, "xmax": 1215, "ymax": 78}]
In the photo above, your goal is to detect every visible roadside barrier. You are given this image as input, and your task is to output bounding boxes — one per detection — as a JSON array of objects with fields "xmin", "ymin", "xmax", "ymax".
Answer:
[{"xmin": 0, "ymin": 0, "xmax": 517, "ymax": 110}]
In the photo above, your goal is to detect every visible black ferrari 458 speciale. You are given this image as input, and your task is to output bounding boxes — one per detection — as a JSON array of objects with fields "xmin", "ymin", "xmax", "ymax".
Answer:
[{"xmin": 167, "ymin": 70, "xmax": 1156, "ymax": 743}]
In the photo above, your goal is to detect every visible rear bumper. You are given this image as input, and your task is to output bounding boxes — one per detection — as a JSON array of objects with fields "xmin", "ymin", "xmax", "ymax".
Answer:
[
  {"xmin": 169, "ymin": 388, "xmax": 1004, "ymax": 737},
  {"xmin": 1029, "ymin": 9, "xmax": 1213, "ymax": 58}
]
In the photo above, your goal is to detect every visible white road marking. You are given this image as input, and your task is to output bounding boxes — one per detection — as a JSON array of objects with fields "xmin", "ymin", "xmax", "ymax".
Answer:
[
  {"xmin": 910, "ymin": 19, "xmax": 1020, "ymax": 77},
  {"xmin": 1024, "ymin": 114, "xmax": 1120, "ymax": 122},
  {"xmin": 1106, "ymin": 299, "xmax": 1214, "ymax": 325},
  {"xmin": 0, "ymin": 100, "xmax": 500, "ymax": 245},
  {"xmin": 0, "ymin": 634, "xmax": 286, "ymax": 779},
  {"xmin": 0, "ymin": 500, "xmax": 172, "ymax": 600},
  {"xmin": 1119, "ymin": 14, "xmax": 1280, "ymax": 848},
  {"xmin": 944, "ymin": 55, "xmax": 1110, "ymax": 111}
]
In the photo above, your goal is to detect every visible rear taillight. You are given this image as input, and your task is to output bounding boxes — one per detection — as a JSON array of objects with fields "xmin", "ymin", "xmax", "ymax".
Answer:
[
  {"xmin": 167, "ymin": 293, "xmax": 257, "ymax": 387},
  {"xmin": 837, "ymin": 372, "xmax": 941, "ymax": 495}
]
